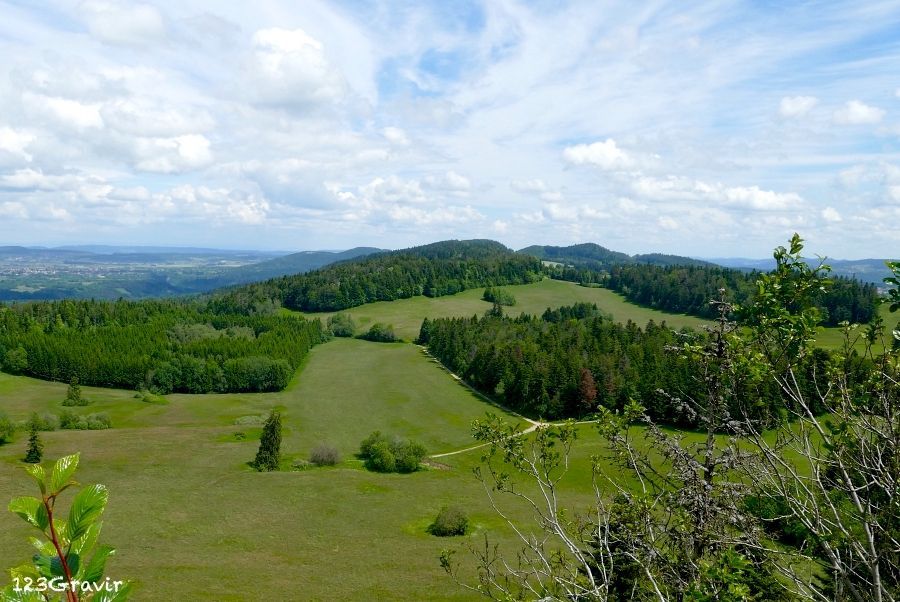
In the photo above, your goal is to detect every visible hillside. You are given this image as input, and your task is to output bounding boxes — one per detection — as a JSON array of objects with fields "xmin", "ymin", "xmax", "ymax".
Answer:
[
  {"xmin": 215, "ymin": 239, "xmax": 543, "ymax": 313},
  {"xmin": 709, "ymin": 256, "xmax": 897, "ymax": 285},
  {"xmin": 518, "ymin": 242, "xmax": 710, "ymax": 268}
]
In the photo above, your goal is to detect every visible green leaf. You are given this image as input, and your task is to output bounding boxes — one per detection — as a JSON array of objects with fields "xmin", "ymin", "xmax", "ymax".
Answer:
[
  {"xmin": 67, "ymin": 484, "xmax": 108, "ymax": 541},
  {"xmin": 34, "ymin": 553, "xmax": 80, "ymax": 579},
  {"xmin": 8, "ymin": 497, "xmax": 48, "ymax": 531},
  {"xmin": 23, "ymin": 464, "xmax": 46, "ymax": 496},
  {"xmin": 70, "ymin": 520, "xmax": 102, "ymax": 557},
  {"xmin": 50, "ymin": 453, "xmax": 79, "ymax": 494},
  {"xmin": 80, "ymin": 545, "xmax": 115, "ymax": 583},
  {"xmin": 1, "ymin": 585, "xmax": 46, "ymax": 602}
]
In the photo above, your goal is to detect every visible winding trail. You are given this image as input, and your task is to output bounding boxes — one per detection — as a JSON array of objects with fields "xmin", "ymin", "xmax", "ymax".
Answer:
[{"xmin": 418, "ymin": 345, "xmax": 596, "ymax": 459}]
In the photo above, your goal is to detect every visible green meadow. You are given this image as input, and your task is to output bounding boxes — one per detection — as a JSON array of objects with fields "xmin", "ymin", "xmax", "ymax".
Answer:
[{"xmin": 295, "ymin": 278, "xmax": 710, "ymax": 341}]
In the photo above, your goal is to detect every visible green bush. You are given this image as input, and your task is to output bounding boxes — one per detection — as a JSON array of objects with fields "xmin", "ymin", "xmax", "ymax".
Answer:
[
  {"xmin": 327, "ymin": 313, "xmax": 356, "ymax": 337},
  {"xmin": 59, "ymin": 410, "xmax": 111, "ymax": 430},
  {"xmin": 428, "ymin": 506, "xmax": 469, "ymax": 536},
  {"xmin": 358, "ymin": 431, "xmax": 427, "ymax": 473},
  {"xmin": 309, "ymin": 442, "xmax": 341, "ymax": 466},
  {"xmin": 359, "ymin": 323, "xmax": 397, "ymax": 342},
  {"xmin": 28, "ymin": 412, "xmax": 60, "ymax": 431},
  {"xmin": 365, "ymin": 440, "xmax": 397, "ymax": 473},
  {"xmin": 482, "ymin": 287, "xmax": 516, "ymax": 306},
  {"xmin": 0, "ymin": 412, "xmax": 14, "ymax": 444}
]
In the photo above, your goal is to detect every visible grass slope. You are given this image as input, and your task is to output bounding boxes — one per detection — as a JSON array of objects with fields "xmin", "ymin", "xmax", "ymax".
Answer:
[
  {"xmin": 297, "ymin": 279, "xmax": 709, "ymax": 341},
  {"xmin": 0, "ymin": 339, "xmax": 535, "ymax": 601}
]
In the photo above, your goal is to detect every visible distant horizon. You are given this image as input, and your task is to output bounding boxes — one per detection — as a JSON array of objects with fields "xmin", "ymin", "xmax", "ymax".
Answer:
[{"xmin": 2, "ymin": 239, "xmax": 895, "ymax": 263}]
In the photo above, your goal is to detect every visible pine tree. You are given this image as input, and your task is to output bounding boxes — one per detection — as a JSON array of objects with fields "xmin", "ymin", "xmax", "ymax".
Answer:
[
  {"xmin": 23, "ymin": 422, "xmax": 42, "ymax": 464},
  {"xmin": 253, "ymin": 409, "xmax": 282, "ymax": 472},
  {"xmin": 63, "ymin": 375, "xmax": 86, "ymax": 406}
]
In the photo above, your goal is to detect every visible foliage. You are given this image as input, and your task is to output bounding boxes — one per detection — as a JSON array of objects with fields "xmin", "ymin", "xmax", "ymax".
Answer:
[
  {"xmin": 0, "ymin": 298, "xmax": 324, "ymax": 393},
  {"xmin": 215, "ymin": 239, "xmax": 543, "ymax": 313},
  {"xmin": 428, "ymin": 506, "xmax": 468, "ymax": 537},
  {"xmin": 28, "ymin": 413, "xmax": 60, "ymax": 432},
  {"xmin": 358, "ymin": 323, "xmax": 397, "ymax": 343},
  {"xmin": 0, "ymin": 412, "xmax": 14, "ymax": 445},
  {"xmin": 4, "ymin": 347, "xmax": 28, "ymax": 374},
  {"xmin": 253, "ymin": 410, "xmax": 282, "ymax": 472},
  {"xmin": 481, "ymin": 287, "xmax": 516, "ymax": 306},
  {"xmin": 59, "ymin": 411, "xmax": 111, "ymax": 431},
  {"xmin": 327, "ymin": 313, "xmax": 356, "ymax": 337},
  {"xmin": 358, "ymin": 431, "xmax": 426, "ymax": 473},
  {"xmin": 23, "ymin": 423, "xmax": 42, "ymax": 464},
  {"xmin": 2, "ymin": 453, "xmax": 132, "ymax": 601},
  {"xmin": 62, "ymin": 376, "xmax": 88, "ymax": 407},
  {"xmin": 308, "ymin": 443, "xmax": 340, "ymax": 466}
]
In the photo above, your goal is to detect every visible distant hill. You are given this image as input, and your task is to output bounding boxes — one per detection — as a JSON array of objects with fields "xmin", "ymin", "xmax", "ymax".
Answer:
[
  {"xmin": 213, "ymin": 239, "xmax": 542, "ymax": 313},
  {"xmin": 709, "ymin": 257, "xmax": 896, "ymax": 286},
  {"xmin": 518, "ymin": 243, "xmax": 710, "ymax": 268}
]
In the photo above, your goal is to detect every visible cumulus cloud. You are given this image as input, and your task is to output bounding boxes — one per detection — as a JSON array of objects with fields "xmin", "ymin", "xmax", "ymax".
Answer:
[
  {"xmin": 822, "ymin": 207, "xmax": 842, "ymax": 222},
  {"xmin": 423, "ymin": 171, "xmax": 471, "ymax": 192},
  {"xmin": 0, "ymin": 128, "xmax": 35, "ymax": 162},
  {"xmin": 101, "ymin": 100, "xmax": 214, "ymax": 137},
  {"xmin": 631, "ymin": 176, "xmax": 803, "ymax": 210},
  {"xmin": 833, "ymin": 100, "xmax": 885, "ymax": 125},
  {"xmin": 563, "ymin": 138, "xmax": 634, "ymax": 171},
  {"xmin": 133, "ymin": 135, "xmax": 213, "ymax": 173},
  {"xmin": 24, "ymin": 94, "xmax": 104, "ymax": 130},
  {"xmin": 382, "ymin": 127, "xmax": 409, "ymax": 146},
  {"xmin": 248, "ymin": 28, "xmax": 345, "ymax": 110},
  {"xmin": 779, "ymin": 95, "xmax": 818, "ymax": 118},
  {"xmin": 80, "ymin": 1, "xmax": 167, "ymax": 46}
]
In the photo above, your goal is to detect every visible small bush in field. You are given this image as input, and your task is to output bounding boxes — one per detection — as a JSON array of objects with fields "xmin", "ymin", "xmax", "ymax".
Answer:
[
  {"xmin": 358, "ymin": 431, "xmax": 427, "ymax": 473},
  {"xmin": 428, "ymin": 506, "xmax": 469, "ymax": 536},
  {"xmin": 309, "ymin": 442, "xmax": 340, "ymax": 466}
]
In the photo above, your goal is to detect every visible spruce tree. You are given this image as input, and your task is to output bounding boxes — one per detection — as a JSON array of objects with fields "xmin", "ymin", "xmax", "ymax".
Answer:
[
  {"xmin": 23, "ymin": 422, "xmax": 42, "ymax": 464},
  {"xmin": 253, "ymin": 409, "xmax": 282, "ymax": 471},
  {"xmin": 63, "ymin": 375, "xmax": 86, "ymax": 406}
]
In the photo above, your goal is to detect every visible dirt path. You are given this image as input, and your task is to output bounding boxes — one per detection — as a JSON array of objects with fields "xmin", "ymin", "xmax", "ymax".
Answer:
[{"xmin": 419, "ymin": 345, "xmax": 596, "ymax": 459}]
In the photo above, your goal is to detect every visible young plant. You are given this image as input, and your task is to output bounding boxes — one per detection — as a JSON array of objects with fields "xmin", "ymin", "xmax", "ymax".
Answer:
[
  {"xmin": 3, "ymin": 453, "xmax": 131, "ymax": 601},
  {"xmin": 253, "ymin": 410, "xmax": 282, "ymax": 472},
  {"xmin": 23, "ymin": 422, "xmax": 42, "ymax": 464}
]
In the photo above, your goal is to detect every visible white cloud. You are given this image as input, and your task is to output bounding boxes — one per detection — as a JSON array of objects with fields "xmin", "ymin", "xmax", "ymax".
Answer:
[
  {"xmin": 631, "ymin": 176, "xmax": 803, "ymax": 210},
  {"xmin": 101, "ymin": 100, "xmax": 214, "ymax": 137},
  {"xmin": 248, "ymin": 28, "xmax": 345, "ymax": 110},
  {"xmin": 779, "ymin": 95, "xmax": 818, "ymax": 118},
  {"xmin": 423, "ymin": 171, "xmax": 471, "ymax": 192},
  {"xmin": 382, "ymin": 127, "xmax": 409, "ymax": 146},
  {"xmin": 25, "ymin": 94, "xmax": 104, "ymax": 129},
  {"xmin": 133, "ymin": 135, "xmax": 213, "ymax": 173},
  {"xmin": 0, "ymin": 128, "xmax": 35, "ymax": 162},
  {"xmin": 822, "ymin": 207, "xmax": 842, "ymax": 222},
  {"xmin": 80, "ymin": 1, "xmax": 167, "ymax": 46},
  {"xmin": 657, "ymin": 216, "xmax": 679, "ymax": 230},
  {"xmin": 563, "ymin": 138, "xmax": 634, "ymax": 171},
  {"xmin": 833, "ymin": 100, "xmax": 885, "ymax": 125}
]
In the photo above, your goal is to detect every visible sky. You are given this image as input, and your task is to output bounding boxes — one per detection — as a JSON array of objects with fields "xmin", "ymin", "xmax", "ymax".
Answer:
[{"xmin": 0, "ymin": 1, "xmax": 899, "ymax": 258}]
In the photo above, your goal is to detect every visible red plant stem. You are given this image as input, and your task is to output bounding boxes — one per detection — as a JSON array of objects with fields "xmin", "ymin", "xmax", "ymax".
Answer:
[{"xmin": 44, "ymin": 496, "xmax": 78, "ymax": 602}]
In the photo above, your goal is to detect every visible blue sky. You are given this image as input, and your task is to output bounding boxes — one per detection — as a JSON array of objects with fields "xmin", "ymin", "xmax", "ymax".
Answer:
[{"xmin": 0, "ymin": 1, "xmax": 899, "ymax": 258}]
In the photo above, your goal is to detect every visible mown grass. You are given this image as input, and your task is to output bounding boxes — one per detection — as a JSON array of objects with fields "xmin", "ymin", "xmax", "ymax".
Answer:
[
  {"xmin": 0, "ymin": 339, "xmax": 544, "ymax": 601},
  {"xmin": 296, "ymin": 279, "xmax": 710, "ymax": 341}
]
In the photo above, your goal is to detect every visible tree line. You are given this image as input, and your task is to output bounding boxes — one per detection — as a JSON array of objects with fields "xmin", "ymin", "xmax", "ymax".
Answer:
[
  {"xmin": 0, "ymin": 298, "xmax": 325, "ymax": 393},
  {"xmin": 551, "ymin": 262, "xmax": 879, "ymax": 326},
  {"xmin": 419, "ymin": 302, "xmax": 844, "ymax": 425},
  {"xmin": 211, "ymin": 239, "xmax": 543, "ymax": 313}
]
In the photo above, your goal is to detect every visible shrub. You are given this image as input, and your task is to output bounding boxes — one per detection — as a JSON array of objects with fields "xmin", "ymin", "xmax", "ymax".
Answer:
[
  {"xmin": 0, "ymin": 412, "xmax": 14, "ymax": 444},
  {"xmin": 327, "ymin": 313, "xmax": 356, "ymax": 337},
  {"xmin": 483, "ymin": 287, "xmax": 516, "ymax": 306},
  {"xmin": 359, "ymin": 323, "xmax": 397, "ymax": 342},
  {"xmin": 234, "ymin": 414, "xmax": 268, "ymax": 426},
  {"xmin": 428, "ymin": 506, "xmax": 469, "ymax": 536},
  {"xmin": 29, "ymin": 412, "xmax": 59, "ymax": 431},
  {"xmin": 358, "ymin": 431, "xmax": 427, "ymax": 473},
  {"xmin": 365, "ymin": 440, "xmax": 397, "ymax": 473},
  {"xmin": 310, "ymin": 442, "xmax": 341, "ymax": 466},
  {"xmin": 59, "ymin": 410, "xmax": 111, "ymax": 430},
  {"xmin": 3, "ymin": 346, "xmax": 27, "ymax": 374}
]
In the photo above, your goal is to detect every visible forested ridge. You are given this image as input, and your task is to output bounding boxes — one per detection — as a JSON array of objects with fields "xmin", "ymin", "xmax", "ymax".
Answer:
[
  {"xmin": 0, "ymin": 298, "xmax": 325, "ymax": 393},
  {"xmin": 418, "ymin": 303, "xmax": 838, "ymax": 424},
  {"xmin": 214, "ymin": 239, "xmax": 543, "ymax": 313}
]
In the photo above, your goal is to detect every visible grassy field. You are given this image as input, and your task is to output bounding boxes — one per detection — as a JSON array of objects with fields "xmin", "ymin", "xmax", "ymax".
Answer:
[
  {"xmin": 295, "ymin": 279, "xmax": 710, "ymax": 341},
  {"xmin": 0, "ymin": 339, "xmax": 568, "ymax": 601}
]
